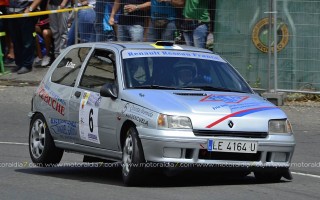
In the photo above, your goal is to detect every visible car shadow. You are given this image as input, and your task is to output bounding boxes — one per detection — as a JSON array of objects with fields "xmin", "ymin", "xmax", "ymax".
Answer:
[
  {"xmin": 15, "ymin": 164, "xmax": 290, "ymax": 187},
  {"xmin": 15, "ymin": 165, "xmax": 124, "ymax": 186}
]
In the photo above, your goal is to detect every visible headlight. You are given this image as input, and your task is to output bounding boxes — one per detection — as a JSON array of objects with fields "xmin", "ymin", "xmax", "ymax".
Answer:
[
  {"xmin": 157, "ymin": 114, "xmax": 192, "ymax": 129},
  {"xmin": 269, "ymin": 119, "xmax": 293, "ymax": 134}
]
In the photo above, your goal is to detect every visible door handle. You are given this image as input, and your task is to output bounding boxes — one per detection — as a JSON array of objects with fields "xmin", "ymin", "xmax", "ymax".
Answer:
[{"xmin": 74, "ymin": 91, "xmax": 81, "ymax": 98}]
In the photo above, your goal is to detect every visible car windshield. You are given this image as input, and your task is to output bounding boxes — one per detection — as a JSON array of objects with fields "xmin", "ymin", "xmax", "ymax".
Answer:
[{"xmin": 122, "ymin": 50, "xmax": 252, "ymax": 93}]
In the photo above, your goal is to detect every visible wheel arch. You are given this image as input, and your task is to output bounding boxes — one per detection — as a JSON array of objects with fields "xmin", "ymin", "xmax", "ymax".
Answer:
[
  {"xmin": 119, "ymin": 120, "xmax": 137, "ymax": 149},
  {"xmin": 119, "ymin": 120, "xmax": 146, "ymax": 161}
]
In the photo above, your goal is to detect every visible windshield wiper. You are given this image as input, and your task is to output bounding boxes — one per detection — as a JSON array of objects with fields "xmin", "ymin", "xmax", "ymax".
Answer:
[
  {"xmin": 181, "ymin": 86, "xmax": 248, "ymax": 93},
  {"xmin": 132, "ymin": 85, "xmax": 179, "ymax": 90}
]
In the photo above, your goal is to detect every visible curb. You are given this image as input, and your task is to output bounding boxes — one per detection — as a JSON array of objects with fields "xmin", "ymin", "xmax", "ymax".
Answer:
[{"xmin": 0, "ymin": 79, "xmax": 40, "ymax": 87}]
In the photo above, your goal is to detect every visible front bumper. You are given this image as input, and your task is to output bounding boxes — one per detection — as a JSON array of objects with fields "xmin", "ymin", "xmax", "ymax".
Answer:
[{"xmin": 137, "ymin": 127, "xmax": 295, "ymax": 169}]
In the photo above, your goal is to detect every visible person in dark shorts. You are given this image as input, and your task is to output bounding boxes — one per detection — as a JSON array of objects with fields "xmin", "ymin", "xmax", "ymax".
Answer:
[
  {"xmin": 7, "ymin": 0, "xmax": 42, "ymax": 74},
  {"xmin": 34, "ymin": 0, "xmax": 53, "ymax": 67},
  {"xmin": 109, "ymin": 0, "xmax": 150, "ymax": 42}
]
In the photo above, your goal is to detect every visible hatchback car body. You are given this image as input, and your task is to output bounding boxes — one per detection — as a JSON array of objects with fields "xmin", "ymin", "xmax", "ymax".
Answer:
[{"xmin": 28, "ymin": 42, "xmax": 295, "ymax": 185}]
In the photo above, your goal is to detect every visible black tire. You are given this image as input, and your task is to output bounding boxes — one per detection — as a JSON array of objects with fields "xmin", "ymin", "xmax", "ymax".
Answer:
[
  {"xmin": 122, "ymin": 126, "xmax": 145, "ymax": 186},
  {"xmin": 254, "ymin": 171, "xmax": 282, "ymax": 183},
  {"xmin": 29, "ymin": 113, "xmax": 63, "ymax": 166}
]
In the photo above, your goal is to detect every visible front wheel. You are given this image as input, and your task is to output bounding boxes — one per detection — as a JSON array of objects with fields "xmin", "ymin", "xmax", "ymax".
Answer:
[
  {"xmin": 122, "ymin": 126, "xmax": 145, "ymax": 186},
  {"xmin": 29, "ymin": 113, "xmax": 63, "ymax": 166}
]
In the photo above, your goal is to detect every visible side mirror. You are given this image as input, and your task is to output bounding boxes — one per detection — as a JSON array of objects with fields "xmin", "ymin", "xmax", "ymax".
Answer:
[{"xmin": 100, "ymin": 83, "xmax": 118, "ymax": 99}]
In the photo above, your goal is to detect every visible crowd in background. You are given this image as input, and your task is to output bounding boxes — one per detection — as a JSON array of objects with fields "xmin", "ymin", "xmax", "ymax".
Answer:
[{"xmin": 0, "ymin": 0, "xmax": 215, "ymax": 74}]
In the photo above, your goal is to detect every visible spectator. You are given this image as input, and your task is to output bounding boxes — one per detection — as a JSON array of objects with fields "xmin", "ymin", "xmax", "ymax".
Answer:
[
  {"xmin": 6, "ymin": 0, "xmax": 41, "ymax": 74},
  {"xmin": 67, "ymin": 0, "xmax": 96, "ymax": 46},
  {"xmin": 172, "ymin": 0, "xmax": 185, "ymax": 44},
  {"xmin": 95, "ymin": 0, "xmax": 117, "ymax": 42},
  {"xmin": 179, "ymin": 0, "xmax": 210, "ymax": 48},
  {"xmin": 0, "ymin": 0, "xmax": 15, "ymax": 64},
  {"xmin": 206, "ymin": 0, "xmax": 216, "ymax": 50},
  {"xmin": 109, "ymin": 0, "xmax": 150, "ymax": 42},
  {"xmin": 34, "ymin": 0, "xmax": 53, "ymax": 67},
  {"xmin": 147, "ymin": 0, "xmax": 176, "ymax": 42},
  {"xmin": 0, "ymin": 1, "xmax": 8, "ymax": 63},
  {"xmin": 48, "ymin": 0, "xmax": 70, "ymax": 58},
  {"xmin": 4, "ymin": 38, "xmax": 14, "ymax": 64}
]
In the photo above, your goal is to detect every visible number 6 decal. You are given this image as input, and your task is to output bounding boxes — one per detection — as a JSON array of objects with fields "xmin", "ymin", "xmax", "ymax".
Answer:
[
  {"xmin": 89, "ymin": 108, "xmax": 94, "ymax": 132},
  {"xmin": 79, "ymin": 91, "xmax": 100, "ymax": 144}
]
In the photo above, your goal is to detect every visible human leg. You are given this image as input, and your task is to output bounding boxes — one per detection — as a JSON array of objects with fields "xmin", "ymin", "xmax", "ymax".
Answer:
[
  {"xmin": 19, "ymin": 17, "xmax": 37, "ymax": 70},
  {"xmin": 78, "ymin": 8, "xmax": 96, "ymax": 43},
  {"xmin": 57, "ymin": 11, "xmax": 68, "ymax": 53},
  {"xmin": 192, "ymin": 24, "xmax": 209, "ymax": 48},
  {"xmin": 128, "ymin": 25, "xmax": 144, "ymax": 42},
  {"xmin": 162, "ymin": 21, "xmax": 176, "ymax": 41},
  {"xmin": 147, "ymin": 21, "xmax": 156, "ymax": 42},
  {"xmin": 183, "ymin": 30, "xmax": 194, "ymax": 46},
  {"xmin": 117, "ymin": 25, "xmax": 130, "ymax": 41},
  {"xmin": 0, "ymin": 9, "xmax": 5, "ymax": 62},
  {"xmin": 41, "ymin": 29, "xmax": 53, "ymax": 67},
  {"xmin": 49, "ymin": 4, "xmax": 68, "ymax": 58},
  {"xmin": 48, "ymin": 6, "xmax": 60, "ymax": 58},
  {"xmin": 8, "ymin": 17, "xmax": 36, "ymax": 73},
  {"xmin": 42, "ymin": 29, "xmax": 52, "ymax": 55},
  {"xmin": 7, "ymin": 18, "xmax": 23, "ymax": 69},
  {"xmin": 34, "ymin": 26, "xmax": 43, "ymax": 67},
  {"xmin": 67, "ymin": 21, "xmax": 75, "ymax": 46},
  {"xmin": 94, "ymin": 0, "xmax": 105, "ymax": 42}
]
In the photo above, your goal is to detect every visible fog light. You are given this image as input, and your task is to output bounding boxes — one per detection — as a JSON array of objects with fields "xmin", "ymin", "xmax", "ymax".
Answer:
[
  {"xmin": 163, "ymin": 148, "xmax": 182, "ymax": 158},
  {"xmin": 274, "ymin": 152, "xmax": 287, "ymax": 162}
]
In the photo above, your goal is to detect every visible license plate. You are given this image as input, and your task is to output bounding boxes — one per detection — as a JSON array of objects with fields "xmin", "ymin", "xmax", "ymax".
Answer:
[{"xmin": 207, "ymin": 139, "xmax": 258, "ymax": 153}]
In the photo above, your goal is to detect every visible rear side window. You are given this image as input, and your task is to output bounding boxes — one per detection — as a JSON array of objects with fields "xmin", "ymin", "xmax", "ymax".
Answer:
[
  {"xmin": 79, "ymin": 49, "xmax": 116, "ymax": 93},
  {"xmin": 51, "ymin": 47, "xmax": 91, "ymax": 87}
]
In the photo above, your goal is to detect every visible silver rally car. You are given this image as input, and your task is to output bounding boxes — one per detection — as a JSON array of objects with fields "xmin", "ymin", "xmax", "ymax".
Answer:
[{"xmin": 29, "ymin": 41, "xmax": 295, "ymax": 185}]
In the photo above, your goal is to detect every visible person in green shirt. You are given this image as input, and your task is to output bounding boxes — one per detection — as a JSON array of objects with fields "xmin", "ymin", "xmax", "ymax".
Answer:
[{"xmin": 178, "ymin": 0, "xmax": 210, "ymax": 48}]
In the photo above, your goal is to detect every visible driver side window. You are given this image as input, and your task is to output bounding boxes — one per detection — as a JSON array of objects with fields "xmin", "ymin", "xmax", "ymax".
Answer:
[{"xmin": 79, "ymin": 49, "xmax": 116, "ymax": 93}]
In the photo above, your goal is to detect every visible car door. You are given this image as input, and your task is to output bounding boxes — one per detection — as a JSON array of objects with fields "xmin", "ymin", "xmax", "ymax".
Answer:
[
  {"xmin": 45, "ymin": 46, "xmax": 92, "ymax": 143},
  {"xmin": 69, "ymin": 47, "xmax": 119, "ymax": 150}
]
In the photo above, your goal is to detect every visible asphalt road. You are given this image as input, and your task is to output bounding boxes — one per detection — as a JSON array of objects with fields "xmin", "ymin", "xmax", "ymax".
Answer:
[{"xmin": 0, "ymin": 86, "xmax": 319, "ymax": 200}]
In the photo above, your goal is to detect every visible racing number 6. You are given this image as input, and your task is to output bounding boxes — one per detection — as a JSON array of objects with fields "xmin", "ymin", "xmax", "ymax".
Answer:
[{"xmin": 89, "ymin": 108, "xmax": 94, "ymax": 132}]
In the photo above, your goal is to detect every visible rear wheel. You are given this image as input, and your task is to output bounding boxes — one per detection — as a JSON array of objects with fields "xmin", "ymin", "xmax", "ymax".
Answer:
[
  {"xmin": 122, "ymin": 126, "xmax": 145, "ymax": 186},
  {"xmin": 29, "ymin": 113, "xmax": 63, "ymax": 166}
]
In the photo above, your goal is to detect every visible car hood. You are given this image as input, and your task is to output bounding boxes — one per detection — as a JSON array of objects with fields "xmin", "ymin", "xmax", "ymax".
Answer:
[{"xmin": 121, "ymin": 90, "xmax": 287, "ymax": 131}]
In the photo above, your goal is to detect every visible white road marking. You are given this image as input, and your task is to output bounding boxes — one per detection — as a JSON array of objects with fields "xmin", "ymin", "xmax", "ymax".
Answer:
[
  {"xmin": 1, "ymin": 141, "xmax": 320, "ymax": 179},
  {"xmin": 0, "ymin": 142, "xmax": 28, "ymax": 146},
  {"xmin": 292, "ymin": 171, "xmax": 320, "ymax": 179}
]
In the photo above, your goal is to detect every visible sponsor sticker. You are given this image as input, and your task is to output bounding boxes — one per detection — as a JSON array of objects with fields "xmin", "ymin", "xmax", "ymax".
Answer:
[
  {"xmin": 122, "ymin": 50, "xmax": 226, "ymax": 63},
  {"xmin": 37, "ymin": 84, "xmax": 65, "ymax": 116},
  {"xmin": 79, "ymin": 91, "xmax": 101, "ymax": 144},
  {"xmin": 121, "ymin": 103, "xmax": 155, "ymax": 126},
  {"xmin": 50, "ymin": 118, "xmax": 77, "ymax": 140}
]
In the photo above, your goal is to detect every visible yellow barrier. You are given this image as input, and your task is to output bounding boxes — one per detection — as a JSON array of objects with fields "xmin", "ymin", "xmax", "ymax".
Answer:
[
  {"xmin": 0, "ymin": 6, "xmax": 90, "ymax": 74},
  {"xmin": 0, "ymin": 6, "xmax": 90, "ymax": 19}
]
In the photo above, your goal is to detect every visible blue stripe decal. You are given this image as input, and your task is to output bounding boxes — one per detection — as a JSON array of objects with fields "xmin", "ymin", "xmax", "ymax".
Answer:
[{"xmin": 233, "ymin": 107, "xmax": 278, "ymax": 117}]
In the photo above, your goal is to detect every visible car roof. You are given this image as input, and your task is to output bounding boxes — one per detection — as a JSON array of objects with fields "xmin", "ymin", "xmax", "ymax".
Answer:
[{"xmin": 78, "ymin": 41, "xmax": 213, "ymax": 53}]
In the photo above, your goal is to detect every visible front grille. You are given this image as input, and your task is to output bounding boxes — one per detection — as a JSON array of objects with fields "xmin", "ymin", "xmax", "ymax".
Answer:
[
  {"xmin": 193, "ymin": 130, "xmax": 268, "ymax": 138},
  {"xmin": 199, "ymin": 150, "xmax": 261, "ymax": 161}
]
